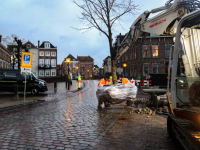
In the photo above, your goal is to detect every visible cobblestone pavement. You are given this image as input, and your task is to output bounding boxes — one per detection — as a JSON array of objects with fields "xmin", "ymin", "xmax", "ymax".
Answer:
[{"xmin": 0, "ymin": 80, "xmax": 175, "ymax": 150}]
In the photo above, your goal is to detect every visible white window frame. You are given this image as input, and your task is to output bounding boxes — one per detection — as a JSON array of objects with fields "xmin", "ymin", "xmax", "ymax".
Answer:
[
  {"xmin": 143, "ymin": 63, "xmax": 149, "ymax": 76},
  {"xmin": 165, "ymin": 44, "xmax": 172, "ymax": 58},
  {"xmin": 45, "ymin": 59, "xmax": 50, "ymax": 66},
  {"xmin": 51, "ymin": 69, "xmax": 56, "ymax": 76},
  {"xmin": 39, "ymin": 70, "xmax": 44, "ymax": 76},
  {"xmin": 45, "ymin": 51, "xmax": 50, "ymax": 56},
  {"xmin": 39, "ymin": 51, "xmax": 44, "ymax": 56},
  {"xmin": 45, "ymin": 69, "xmax": 50, "ymax": 76},
  {"xmin": 142, "ymin": 45, "xmax": 150, "ymax": 58},
  {"xmin": 51, "ymin": 59, "xmax": 56, "ymax": 67},
  {"xmin": 51, "ymin": 52, "xmax": 56, "ymax": 57},
  {"xmin": 45, "ymin": 43, "xmax": 50, "ymax": 48},
  {"xmin": 152, "ymin": 63, "xmax": 159, "ymax": 73},
  {"xmin": 152, "ymin": 45, "xmax": 159, "ymax": 57},
  {"xmin": 39, "ymin": 59, "xmax": 44, "ymax": 66}
]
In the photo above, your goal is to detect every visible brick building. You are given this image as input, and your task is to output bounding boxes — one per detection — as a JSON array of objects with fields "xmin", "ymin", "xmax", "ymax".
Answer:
[
  {"xmin": 77, "ymin": 55, "xmax": 94, "ymax": 80},
  {"xmin": 114, "ymin": 34, "xmax": 175, "ymax": 79},
  {"xmin": 38, "ymin": 41, "xmax": 57, "ymax": 78},
  {"xmin": 0, "ymin": 35, "xmax": 11, "ymax": 69}
]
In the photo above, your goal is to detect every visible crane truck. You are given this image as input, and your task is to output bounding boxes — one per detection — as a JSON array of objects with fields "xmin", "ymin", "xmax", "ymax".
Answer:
[{"xmin": 115, "ymin": 0, "xmax": 200, "ymax": 149}]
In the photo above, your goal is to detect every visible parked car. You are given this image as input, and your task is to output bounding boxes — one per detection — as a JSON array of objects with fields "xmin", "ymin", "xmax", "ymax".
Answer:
[{"xmin": 0, "ymin": 69, "xmax": 48, "ymax": 94}]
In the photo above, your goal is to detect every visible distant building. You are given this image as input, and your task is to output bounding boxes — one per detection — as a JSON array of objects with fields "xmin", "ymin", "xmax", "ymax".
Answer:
[
  {"xmin": 102, "ymin": 56, "xmax": 111, "ymax": 75},
  {"xmin": 93, "ymin": 65, "xmax": 100, "ymax": 79},
  {"xmin": 62, "ymin": 54, "xmax": 80, "ymax": 79},
  {"xmin": 114, "ymin": 33, "xmax": 175, "ymax": 79},
  {"xmin": 38, "ymin": 41, "xmax": 57, "ymax": 78},
  {"xmin": 77, "ymin": 55, "xmax": 94, "ymax": 80},
  {"xmin": 0, "ymin": 35, "xmax": 11, "ymax": 69},
  {"xmin": 23, "ymin": 41, "xmax": 38, "ymax": 77}
]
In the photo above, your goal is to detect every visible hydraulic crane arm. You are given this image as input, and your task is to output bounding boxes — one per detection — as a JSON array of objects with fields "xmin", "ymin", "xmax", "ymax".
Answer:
[{"xmin": 115, "ymin": 0, "xmax": 195, "ymax": 60}]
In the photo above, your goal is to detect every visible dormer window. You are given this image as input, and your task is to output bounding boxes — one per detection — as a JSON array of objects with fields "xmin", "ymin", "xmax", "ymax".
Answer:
[
  {"xmin": 26, "ymin": 44, "xmax": 31, "ymax": 48},
  {"xmin": 45, "ymin": 43, "xmax": 50, "ymax": 48}
]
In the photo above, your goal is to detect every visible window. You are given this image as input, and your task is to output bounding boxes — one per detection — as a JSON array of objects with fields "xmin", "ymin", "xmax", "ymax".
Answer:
[
  {"xmin": 153, "ymin": 63, "xmax": 159, "ymax": 73},
  {"xmin": 51, "ymin": 69, "xmax": 56, "ymax": 76},
  {"xmin": 39, "ymin": 51, "xmax": 44, "ymax": 56},
  {"xmin": 51, "ymin": 59, "xmax": 56, "ymax": 67},
  {"xmin": 45, "ymin": 69, "xmax": 50, "ymax": 76},
  {"xmin": 39, "ymin": 59, "xmax": 44, "ymax": 66},
  {"xmin": 26, "ymin": 44, "xmax": 31, "ymax": 48},
  {"xmin": 143, "ymin": 45, "xmax": 150, "ymax": 58},
  {"xmin": 143, "ymin": 63, "xmax": 149, "ymax": 76},
  {"xmin": 45, "ymin": 59, "xmax": 50, "ymax": 66},
  {"xmin": 45, "ymin": 51, "xmax": 50, "ymax": 56},
  {"xmin": 82, "ymin": 67, "xmax": 85, "ymax": 72},
  {"xmin": 45, "ymin": 43, "xmax": 50, "ymax": 48},
  {"xmin": 165, "ymin": 44, "xmax": 172, "ymax": 58},
  {"xmin": 118, "ymin": 59, "xmax": 120, "ymax": 63},
  {"xmin": 152, "ymin": 45, "xmax": 159, "ymax": 57},
  {"xmin": 39, "ymin": 70, "xmax": 44, "ymax": 76},
  {"xmin": 51, "ymin": 52, "xmax": 56, "ymax": 56}
]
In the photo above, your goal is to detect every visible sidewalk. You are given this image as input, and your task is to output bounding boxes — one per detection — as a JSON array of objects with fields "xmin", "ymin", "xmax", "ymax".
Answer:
[{"xmin": 0, "ymin": 80, "xmax": 84, "ymax": 108}]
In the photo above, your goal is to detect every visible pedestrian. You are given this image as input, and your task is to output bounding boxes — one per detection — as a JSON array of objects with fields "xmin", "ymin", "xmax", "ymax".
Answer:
[
  {"xmin": 109, "ymin": 76, "xmax": 113, "ymax": 85},
  {"xmin": 98, "ymin": 76, "xmax": 109, "ymax": 86},
  {"xmin": 78, "ymin": 75, "xmax": 82, "ymax": 89},
  {"xmin": 119, "ymin": 76, "xmax": 130, "ymax": 84}
]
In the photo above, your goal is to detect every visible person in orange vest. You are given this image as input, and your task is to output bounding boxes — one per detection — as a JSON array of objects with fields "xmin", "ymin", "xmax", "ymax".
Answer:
[
  {"xmin": 119, "ymin": 76, "xmax": 130, "ymax": 84},
  {"xmin": 98, "ymin": 76, "xmax": 109, "ymax": 86}
]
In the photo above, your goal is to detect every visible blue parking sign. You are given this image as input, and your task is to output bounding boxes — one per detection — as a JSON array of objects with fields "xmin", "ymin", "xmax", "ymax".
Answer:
[{"xmin": 21, "ymin": 52, "xmax": 33, "ymax": 68}]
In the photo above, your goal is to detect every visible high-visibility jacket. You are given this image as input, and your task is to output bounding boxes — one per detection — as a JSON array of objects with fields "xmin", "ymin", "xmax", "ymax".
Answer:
[
  {"xmin": 98, "ymin": 78, "xmax": 108, "ymax": 86},
  {"xmin": 78, "ymin": 75, "xmax": 82, "ymax": 83},
  {"xmin": 121, "ymin": 78, "xmax": 129, "ymax": 84}
]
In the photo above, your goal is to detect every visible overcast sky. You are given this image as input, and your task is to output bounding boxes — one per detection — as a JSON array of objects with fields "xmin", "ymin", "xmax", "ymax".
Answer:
[{"xmin": 0, "ymin": 0, "xmax": 167, "ymax": 67}]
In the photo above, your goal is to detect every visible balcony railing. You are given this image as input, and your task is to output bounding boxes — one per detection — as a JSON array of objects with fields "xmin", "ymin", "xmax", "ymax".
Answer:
[{"xmin": 38, "ymin": 64, "xmax": 51, "ymax": 69}]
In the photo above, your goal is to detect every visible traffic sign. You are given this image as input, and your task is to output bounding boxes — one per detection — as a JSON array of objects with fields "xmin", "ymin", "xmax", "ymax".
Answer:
[{"xmin": 21, "ymin": 52, "xmax": 33, "ymax": 68}]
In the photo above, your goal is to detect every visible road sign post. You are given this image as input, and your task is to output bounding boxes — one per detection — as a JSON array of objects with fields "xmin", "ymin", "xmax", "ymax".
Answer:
[{"xmin": 21, "ymin": 52, "xmax": 33, "ymax": 105}]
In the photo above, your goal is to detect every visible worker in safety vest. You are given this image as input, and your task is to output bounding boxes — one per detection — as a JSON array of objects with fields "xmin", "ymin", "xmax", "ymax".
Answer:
[
  {"xmin": 78, "ymin": 75, "xmax": 82, "ymax": 89},
  {"xmin": 109, "ymin": 76, "xmax": 113, "ymax": 85},
  {"xmin": 98, "ymin": 76, "xmax": 109, "ymax": 86},
  {"xmin": 119, "ymin": 76, "xmax": 130, "ymax": 84}
]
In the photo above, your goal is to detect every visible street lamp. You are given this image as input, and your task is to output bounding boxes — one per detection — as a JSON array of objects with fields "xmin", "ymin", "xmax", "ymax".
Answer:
[
  {"xmin": 102, "ymin": 66, "xmax": 104, "ymax": 76},
  {"xmin": 76, "ymin": 66, "xmax": 79, "ymax": 76},
  {"xmin": 123, "ymin": 63, "xmax": 127, "ymax": 77},
  {"xmin": 66, "ymin": 58, "xmax": 70, "ymax": 90}
]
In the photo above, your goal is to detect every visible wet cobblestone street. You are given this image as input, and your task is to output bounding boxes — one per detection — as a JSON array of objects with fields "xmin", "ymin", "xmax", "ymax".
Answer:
[{"xmin": 0, "ymin": 80, "xmax": 175, "ymax": 150}]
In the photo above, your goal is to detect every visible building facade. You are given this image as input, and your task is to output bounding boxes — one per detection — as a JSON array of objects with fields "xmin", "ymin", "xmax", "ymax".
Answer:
[
  {"xmin": 93, "ymin": 65, "xmax": 100, "ymax": 79},
  {"xmin": 77, "ymin": 55, "xmax": 94, "ymax": 80},
  {"xmin": 38, "ymin": 41, "xmax": 57, "ymax": 78},
  {"xmin": 114, "ymin": 34, "xmax": 175, "ymax": 79},
  {"xmin": 23, "ymin": 41, "xmax": 39, "ymax": 77},
  {"xmin": 102, "ymin": 56, "xmax": 112, "ymax": 75},
  {"xmin": 0, "ymin": 35, "xmax": 11, "ymax": 69},
  {"xmin": 62, "ymin": 54, "xmax": 80, "ymax": 79}
]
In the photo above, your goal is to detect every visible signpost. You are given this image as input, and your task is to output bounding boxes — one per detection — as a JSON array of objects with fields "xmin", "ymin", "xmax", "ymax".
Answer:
[{"xmin": 21, "ymin": 52, "xmax": 33, "ymax": 104}]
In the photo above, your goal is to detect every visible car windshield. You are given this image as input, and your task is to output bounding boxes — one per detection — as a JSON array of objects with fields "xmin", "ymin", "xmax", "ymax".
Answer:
[{"xmin": 31, "ymin": 73, "xmax": 37, "ymax": 79}]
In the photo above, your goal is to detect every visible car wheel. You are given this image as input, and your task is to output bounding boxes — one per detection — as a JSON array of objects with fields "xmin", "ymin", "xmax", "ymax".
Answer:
[{"xmin": 31, "ymin": 87, "xmax": 39, "ymax": 95}]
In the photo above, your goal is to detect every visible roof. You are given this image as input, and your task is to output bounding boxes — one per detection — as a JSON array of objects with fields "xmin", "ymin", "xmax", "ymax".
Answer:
[
  {"xmin": 104, "ymin": 56, "xmax": 111, "ymax": 60},
  {"xmin": 65, "ymin": 54, "xmax": 78, "ymax": 61},
  {"xmin": 0, "ymin": 43, "xmax": 10, "ymax": 54},
  {"xmin": 23, "ymin": 41, "xmax": 37, "ymax": 48},
  {"xmin": 94, "ymin": 65, "xmax": 99, "ymax": 68},
  {"xmin": 77, "ymin": 55, "xmax": 94, "ymax": 62},
  {"xmin": 39, "ymin": 41, "xmax": 56, "ymax": 48}
]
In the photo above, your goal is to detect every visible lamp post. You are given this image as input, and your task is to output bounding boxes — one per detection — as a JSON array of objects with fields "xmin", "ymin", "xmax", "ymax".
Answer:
[
  {"xmin": 76, "ymin": 66, "xmax": 79, "ymax": 79},
  {"xmin": 102, "ymin": 66, "xmax": 104, "ymax": 76},
  {"xmin": 66, "ymin": 58, "xmax": 70, "ymax": 90},
  {"xmin": 123, "ymin": 63, "xmax": 127, "ymax": 77}
]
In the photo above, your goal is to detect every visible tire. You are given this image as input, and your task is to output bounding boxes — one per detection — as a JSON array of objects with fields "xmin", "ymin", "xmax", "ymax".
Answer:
[{"xmin": 31, "ymin": 87, "xmax": 39, "ymax": 95}]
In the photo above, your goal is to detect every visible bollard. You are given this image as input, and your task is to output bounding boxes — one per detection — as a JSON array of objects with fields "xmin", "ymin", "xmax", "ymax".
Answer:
[
  {"xmin": 54, "ymin": 82, "xmax": 57, "ymax": 93},
  {"xmin": 14, "ymin": 84, "xmax": 19, "ymax": 100},
  {"xmin": 68, "ymin": 81, "xmax": 70, "ymax": 90},
  {"xmin": 66, "ymin": 81, "xmax": 68, "ymax": 88},
  {"xmin": 152, "ymin": 93, "xmax": 158, "ymax": 110}
]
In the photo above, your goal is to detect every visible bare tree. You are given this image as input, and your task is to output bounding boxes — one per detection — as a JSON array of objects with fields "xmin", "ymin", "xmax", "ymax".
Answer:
[
  {"xmin": 2, "ymin": 34, "xmax": 27, "ymax": 69},
  {"xmin": 72, "ymin": 0, "xmax": 138, "ymax": 83}
]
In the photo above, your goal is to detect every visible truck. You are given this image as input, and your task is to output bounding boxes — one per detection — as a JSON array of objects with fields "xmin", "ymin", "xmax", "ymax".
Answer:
[{"xmin": 115, "ymin": 0, "xmax": 200, "ymax": 149}]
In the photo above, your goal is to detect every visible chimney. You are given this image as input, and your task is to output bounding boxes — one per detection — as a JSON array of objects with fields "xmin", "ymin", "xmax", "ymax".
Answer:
[
  {"xmin": 38, "ymin": 40, "xmax": 40, "ymax": 48},
  {"xmin": 0, "ymin": 35, "xmax": 2, "ymax": 43}
]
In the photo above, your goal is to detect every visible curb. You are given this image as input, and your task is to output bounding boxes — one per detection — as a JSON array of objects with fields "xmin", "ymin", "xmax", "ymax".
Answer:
[{"xmin": 0, "ymin": 100, "xmax": 45, "ymax": 113}]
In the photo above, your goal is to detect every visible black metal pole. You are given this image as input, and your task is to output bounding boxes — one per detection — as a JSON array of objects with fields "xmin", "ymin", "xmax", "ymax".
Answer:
[{"xmin": 68, "ymin": 63, "xmax": 69, "ymax": 90}]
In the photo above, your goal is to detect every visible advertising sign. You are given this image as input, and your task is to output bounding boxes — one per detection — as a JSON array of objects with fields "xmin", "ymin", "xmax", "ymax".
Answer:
[{"xmin": 21, "ymin": 52, "xmax": 33, "ymax": 68}]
